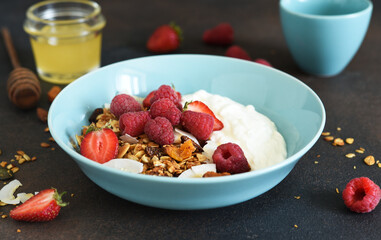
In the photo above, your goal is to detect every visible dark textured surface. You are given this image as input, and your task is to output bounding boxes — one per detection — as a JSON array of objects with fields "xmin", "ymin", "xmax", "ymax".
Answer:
[{"xmin": 0, "ymin": 0, "xmax": 380, "ymax": 239}]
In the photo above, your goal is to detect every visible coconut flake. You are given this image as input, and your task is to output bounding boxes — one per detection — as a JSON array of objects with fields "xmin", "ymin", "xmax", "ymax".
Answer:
[
  {"xmin": 178, "ymin": 169, "xmax": 196, "ymax": 178},
  {"xmin": 178, "ymin": 164, "xmax": 217, "ymax": 178},
  {"xmin": 103, "ymin": 159, "xmax": 143, "ymax": 173},
  {"xmin": 120, "ymin": 133, "xmax": 139, "ymax": 144},
  {"xmin": 173, "ymin": 131, "xmax": 182, "ymax": 144},
  {"xmin": 202, "ymin": 141, "xmax": 218, "ymax": 160},
  {"xmin": 191, "ymin": 164, "xmax": 216, "ymax": 176},
  {"xmin": 174, "ymin": 128, "xmax": 200, "ymax": 145},
  {"xmin": 0, "ymin": 179, "xmax": 22, "ymax": 204},
  {"xmin": 132, "ymin": 96, "xmax": 144, "ymax": 104},
  {"xmin": 17, "ymin": 193, "xmax": 34, "ymax": 203}
]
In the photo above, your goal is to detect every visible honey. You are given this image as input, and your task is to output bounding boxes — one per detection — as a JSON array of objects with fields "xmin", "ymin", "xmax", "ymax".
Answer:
[{"xmin": 24, "ymin": 0, "xmax": 105, "ymax": 84}]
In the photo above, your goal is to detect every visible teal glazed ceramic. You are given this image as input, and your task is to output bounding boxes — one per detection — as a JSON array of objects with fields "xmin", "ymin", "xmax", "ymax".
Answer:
[
  {"xmin": 280, "ymin": 0, "xmax": 372, "ymax": 76},
  {"xmin": 48, "ymin": 55, "xmax": 325, "ymax": 210}
]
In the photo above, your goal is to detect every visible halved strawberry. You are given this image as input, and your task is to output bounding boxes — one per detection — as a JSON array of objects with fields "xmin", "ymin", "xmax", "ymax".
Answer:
[
  {"xmin": 10, "ymin": 188, "xmax": 67, "ymax": 222},
  {"xmin": 185, "ymin": 101, "xmax": 224, "ymax": 131},
  {"xmin": 80, "ymin": 128, "xmax": 118, "ymax": 163},
  {"xmin": 143, "ymin": 90, "xmax": 157, "ymax": 108}
]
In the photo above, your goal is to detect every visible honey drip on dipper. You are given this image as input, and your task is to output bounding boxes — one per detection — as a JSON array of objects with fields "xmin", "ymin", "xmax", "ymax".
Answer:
[{"xmin": 2, "ymin": 27, "xmax": 41, "ymax": 109}]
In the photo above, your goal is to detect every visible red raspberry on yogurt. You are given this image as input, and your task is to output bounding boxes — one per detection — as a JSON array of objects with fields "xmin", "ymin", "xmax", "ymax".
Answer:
[{"xmin": 110, "ymin": 94, "xmax": 142, "ymax": 118}]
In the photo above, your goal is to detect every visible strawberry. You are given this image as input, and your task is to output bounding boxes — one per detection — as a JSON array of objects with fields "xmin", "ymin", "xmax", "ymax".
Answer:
[
  {"xmin": 80, "ymin": 128, "xmax": 118, "ymax": 163},
  {"xmin": 185, "ymin": 101, "xmax": 224, "ymax": 131},
  {"xmin": 225, "ymin": 45, "xmax": 252, "ymax": 61},
  {"xmin": 10, "ymin": 188, "xmax": 67, "ymax": 222},
  {"xmin": 203, "ymin": 23, "xmax": 234, "ymax": 46},
  {"xmin": 147, "ymin": 23, "xmax": 182, "ymax": 53},
  {"xmin": 143, "ymin": 90, "xmax": 157, "ymax": 108}
]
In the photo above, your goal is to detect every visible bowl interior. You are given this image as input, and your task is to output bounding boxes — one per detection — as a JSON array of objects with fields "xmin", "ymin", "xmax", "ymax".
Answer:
[{"xmin": 49, "ymin": 54, "xmax": 325, "ymax": 176}]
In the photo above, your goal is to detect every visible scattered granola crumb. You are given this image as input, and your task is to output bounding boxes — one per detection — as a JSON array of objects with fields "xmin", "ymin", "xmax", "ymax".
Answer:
[
  {"xmin": 48, "ymin": 137, "xmax": 55, "ymax": 142},
  {"xmin": 324, "ymin": 136, "xmax": 334, "ymax": 142},
  {"xmin": 71, "ymin": 193, "xmax": 75, "ymax": 197},
  {"xmin": 40, "ymin": 142, "xmax": 50, "ymax": 148},
  {"xmin": 314, "ymin": 161, "xmax": 319, "ymax": 164},
  {"xmin": 336, "ymin": 188, "xmax": 340, "ymax": 194},
  {"xmin": 36, "ymin": 107, "xmax": 48, "ymax": 123},
  {"xmin": 294, "ymin": 225, "xmax": 298, "ymax": 228},
  {"xmin": 1, "ymin": 215, "xmax": 7, "ymax": 219},
  {"xmin": 364, "ymin": 155, "xmax": 375, "ymax": 166},
  {"xmin": 47, "ymin": 86, "xmax": 62, "ymax": 102},
  {"xmin": 31, "ymin": 156, "xmax": 37, "ymax": 161},
  {"xmin": 345, "ymin": 153, "xmax": 356, "ymax": 159},
  {"xmin": 356, "ymin": 148, "xmax": 365, "ymax": 154},
  {"xmin": 316, "ymin": 154, "xmax": 321, "ymax": 158},
  {"xmin": 0, "ymin": 161, "xmax": 7, "ymax": 168},
  {"xmin": 51, "ymin": 148, "xmax": 55, "ymax": 151},
  {"xmin": 294, "ymin": 196, "xmax": 301, "ymax": 199},
  {"xmin": 17, "ymin": 229, "xmax": 21, "ymax": 233},
  {"xmin": 321, "ymin": 132, "xmax": 330, "ymax": 136},
  {"xmin": 354, "ymin": 166, "xmax": 357, "ymax": 169},
  {"xmin": 16, "ymin": 150, "xmax": 24, "ymax": 155},
  {"xmin": 378, "ymin": 163, "xmax": 381, "ymax": 168},
  {"xmin": 337, "ymin": 127, "xmax": 341, "ymax": 131},
  {"xmin": 44, "ymin": 127, "xmax": 50, "ymax": 132},
  {"xmin": 332, "ymin": 138, "xmax": 345, "ymax": 146},
  {"xmin": 345, "ymin": 138, "xmax": 354, "ymax": 144}
]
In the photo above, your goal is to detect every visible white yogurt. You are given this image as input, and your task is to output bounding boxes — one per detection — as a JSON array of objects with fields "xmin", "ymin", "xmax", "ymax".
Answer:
[{"xmin": 182, "ymin": 90, "xmax": 287, "ymax": 170}]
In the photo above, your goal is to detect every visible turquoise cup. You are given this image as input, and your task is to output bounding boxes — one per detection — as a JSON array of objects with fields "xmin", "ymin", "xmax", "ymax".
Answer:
[{"xmin": 280, "ymin": 0, "xmax": 373, "ymax": 76}]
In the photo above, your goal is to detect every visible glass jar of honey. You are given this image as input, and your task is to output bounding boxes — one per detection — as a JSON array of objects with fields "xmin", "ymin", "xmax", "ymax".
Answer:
[{"xmin": 24, "ymin": 0, "xmax": 106, "ymax": 84}]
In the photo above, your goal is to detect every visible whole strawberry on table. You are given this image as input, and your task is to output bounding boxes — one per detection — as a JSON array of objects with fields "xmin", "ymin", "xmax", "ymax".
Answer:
[{"xmin": 147, "ymin": 23, "xmax": 182, "ymax": 53}]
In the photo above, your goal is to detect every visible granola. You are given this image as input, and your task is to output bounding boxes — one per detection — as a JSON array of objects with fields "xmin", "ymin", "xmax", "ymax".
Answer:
[{"xmin": 76, "ymin": 111, "xmax": 209, "ymax": 177}]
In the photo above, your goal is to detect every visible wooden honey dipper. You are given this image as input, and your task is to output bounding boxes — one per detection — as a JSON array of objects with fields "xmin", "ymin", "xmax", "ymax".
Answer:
[{"xmin": 2, "ymin": 27, "xmax": 41, "ymax": 109}]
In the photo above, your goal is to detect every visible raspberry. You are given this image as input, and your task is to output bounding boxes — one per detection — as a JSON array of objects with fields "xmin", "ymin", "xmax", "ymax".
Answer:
[
  {"xmin": 110, "ymin": 94, "xmax": 142, "ymax": 118},
  {"xmin": 180, "ymin": 111, "xmax": 214, "ymax": 141},
  {"xmin": 203, "ymin": 23, "xmax": 234, "ymax": 46},
  {"xmin": 254, "ymin": 58, "xmax": 272, "ymax": 67},
  {"xmin": 212, "ymin": 143, "xmax": 250, "ymax": 174},
  {"xmin": 150, "ymin": 98, "xmax": 181, "ymax": 125},
  {"xmin": 144, "ymin": 117, "xmax": 174, "ymax": 145},
  {"xmin": 119, "ymin": 111, "xmax": 151, "ymax": 137},
  {"xmin": 342, "ymin": 177, "xmax": 381, "ymax": 213},
  {"xmin": 225, "ymin": 45, "xmax": 252, "ymax": 61},
  {"xmin": 150, "ymin": 85, "xmax": 180, "ymax": 106}
]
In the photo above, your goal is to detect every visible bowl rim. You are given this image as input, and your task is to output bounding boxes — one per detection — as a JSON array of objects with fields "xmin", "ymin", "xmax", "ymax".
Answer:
[
  {"xmin": 279, "ymin": 0, "xmax": 373, "ymax": 20},
  {"xmin": 48, "ymin": 54, "xmax": 326, "ymax": 184}
]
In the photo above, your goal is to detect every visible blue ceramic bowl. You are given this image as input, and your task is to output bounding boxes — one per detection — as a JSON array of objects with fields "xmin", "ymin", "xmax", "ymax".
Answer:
[{"xmin": 48, "ymin": 55, "xmax": 325, "ymax": 210}]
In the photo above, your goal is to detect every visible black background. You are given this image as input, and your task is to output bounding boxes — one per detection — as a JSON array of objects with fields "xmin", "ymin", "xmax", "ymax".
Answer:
[{"xmin": 1, "ymin": 0, "xmax": 380, "ymax": 239}]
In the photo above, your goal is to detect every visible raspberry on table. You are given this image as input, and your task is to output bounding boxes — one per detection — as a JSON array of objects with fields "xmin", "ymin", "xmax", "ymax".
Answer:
[
  {"xmin": 150, "ymin": 85, "xmax": 180, "ymax": 106},
  {"xmin": 225, "ymin": 45, "xmax": 252, "ymax": 61},
  {"xmin": 144, "ymin": 117, "xmax": 174, "ymax": 145},
  {"xmin": 180, "ymin": 111, "xmax": 214, "ymax": 141},
  {"xmin": 119, "ymin": 111, "xmax": 151, "ymax": 137},
  {"xmin": 342, "ymin": 177, "xmax": 381, "ymax": 213},
  {"xmin": 212, "ymin": 143, "xmax": 250, "ymax": 174},
  {"xmin": 110, "ymin": 94, "xmax": 142, "ymax": 118},
  {"xmin": 150, "ymin": 98, "xmax": 181, "ymax": 125}
]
